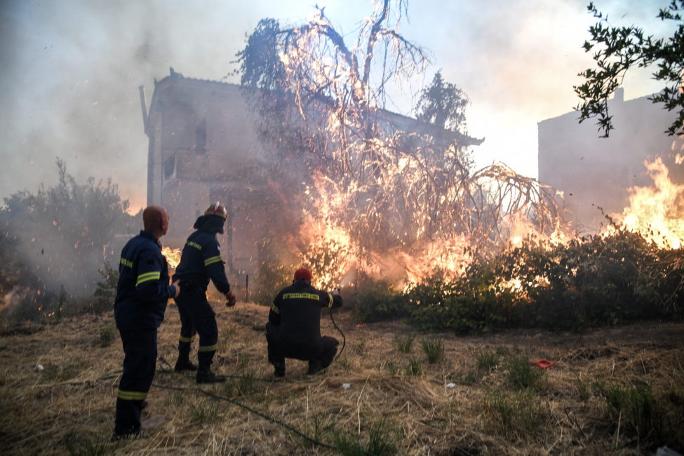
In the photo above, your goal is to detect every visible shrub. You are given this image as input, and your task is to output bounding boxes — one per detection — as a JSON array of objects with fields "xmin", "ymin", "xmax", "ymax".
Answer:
[
  {"xmin": 406, "ymin": 358, "xmax": 422, "ymax": 376},
  {"xmin": 476, "ymin": 350, "xmax": 499, "ymax": 372},
  {"xmin": 506, "ymin": 356, "xmax": 544, "ymax": 391},
  {"xmin": 0, "ymin": 159, "xmax": 136, "ymax": 323},
  {"xmin": 603, "ymin": 383, "xmax": 662, "ymax": 445},
  {"xmin": 98, "ymin": 324, "xmax": 116, "ymax": 348},
  {"xmin": 421, "ymin": 338, "xmax": 444, "ymax": 364},
  {"xmin": 483, "ymin": 390, "xmax": 545, "ymax": 440},
  {"xmin": 350, "ymin": 277, "xmax": 408, "ymax": 323},
  {"xmin": 333, "ymin": 420, "xmax": 398, "ymax": 456},
  {"xmin": 395, "ymin": 334, "xmax": 414, "ymax": 353},
  {"xmin": 251, "ymin": 238, "xmax": 292, "ymax": 306},
  {"xmin": 402, "ymin": 229, "xmax": 683, "ymax": 334}
]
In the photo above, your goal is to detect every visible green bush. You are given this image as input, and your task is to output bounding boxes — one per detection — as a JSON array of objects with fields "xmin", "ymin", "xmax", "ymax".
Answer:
[
  {"xmin": 405, "ymin": 358, "xmax": 422, "ymax": 376},
  {"xmin": 333, "ymin": 420, "xmax": 398, "ymax": 456},
  {"xmin": 483, "ymin": 390, "xmax": 545, "ymax": 440},
  {"xmin": 395, "ymin": 334, "xmax": 414, "ymax": 353},
  {"xmin": 0, "ymin": 159, "xmax": 136, "ymax": 323},
  {"xmin": 603, "ymin": 383, "xmax": 662, "ymax": 445},
  {"xmin": 421, "ymin": 338, "xmax": 444, "ymax": 364},
  {"xmin": 476, "ymin": 350, "xmax": 499, "ymax": 372},
  {"xmin": 350, "ymin": 277, "xmax": 408, "ymax": 323},
  {"xmin": 506, "ymin": 356, "xmax": 544, "ymax": 391},
  {"xmin": 402, "ymin": 229, "xmax": 683, "ymax": 334}
]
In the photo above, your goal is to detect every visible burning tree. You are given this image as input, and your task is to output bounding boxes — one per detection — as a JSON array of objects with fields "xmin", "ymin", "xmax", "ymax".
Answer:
[{"xmin": 237, "ymin": 0, "xmax": 562, "ymax": 288}]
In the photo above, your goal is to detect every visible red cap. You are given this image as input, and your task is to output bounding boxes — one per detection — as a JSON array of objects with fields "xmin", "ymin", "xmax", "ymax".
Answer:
[{"xmin": 293, "ymin": 267, "xmax": 313, "ymax": 282}]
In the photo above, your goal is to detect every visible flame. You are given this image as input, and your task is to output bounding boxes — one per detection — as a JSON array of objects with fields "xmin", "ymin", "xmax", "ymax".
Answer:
[
  {"xmin": 162, "ymin": 247, "xmax": 182, "ymax": 270},
  {"xmin": 606, "ymin": 158, "xmax": 684, "ymax": 249}
]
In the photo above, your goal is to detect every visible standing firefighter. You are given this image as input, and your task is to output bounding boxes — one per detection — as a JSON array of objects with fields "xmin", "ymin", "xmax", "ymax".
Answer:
[
  {"xmin": 173, "ymin": 203, "xmax": 236, "ymax": 383},
  {"xmin": 113, "ymin": 206, "xmax": 178, "ymax": 439},
  {"xmin": 266, "ymin": 268, "xmax": 343, "ymax": 377}
]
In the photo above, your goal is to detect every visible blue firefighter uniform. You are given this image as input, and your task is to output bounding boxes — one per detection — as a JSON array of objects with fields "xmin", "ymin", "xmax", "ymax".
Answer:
[
  {"xmin": 172, "ymin": 213, "xmax": 231, "ymax": 382},
  {"xmin": 113, "ymin": 230, "xmax": 176, "ymax": 437},
  {"xmin": 266, "ymin": 279, "xmax": 343, "ymax": 376}
]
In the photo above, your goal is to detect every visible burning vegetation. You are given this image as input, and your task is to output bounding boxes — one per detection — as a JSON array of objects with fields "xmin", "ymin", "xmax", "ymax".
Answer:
[{"xmin": 1, "ymin": 1, "xmax": 683, "ymax": 455}]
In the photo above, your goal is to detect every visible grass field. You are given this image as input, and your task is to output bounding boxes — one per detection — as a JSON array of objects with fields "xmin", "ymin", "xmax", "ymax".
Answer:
[{"xmin": 1, "ymin": 301, "xmax": 683, "ymax": 455}]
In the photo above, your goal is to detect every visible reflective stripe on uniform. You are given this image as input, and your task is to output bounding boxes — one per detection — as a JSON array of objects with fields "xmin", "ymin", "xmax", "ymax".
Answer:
[
  {"xmin": 120, "ymin": 258, "xmax": 134, "ymax": 268},
  {"xmin": 203, "ymin": 256, "xmax": 222, "ymax": 266},
  {"xmin": 198, "ymin": 344, "xmax": 218, "ymax": 352},
  {"xmin": 187, "ymin": 241, "xmax": 202, "ymax": 250},
  {"xmin": 283, "ymin": 292, "xmax": 320, "ymax": 301},
  {"xmin": 136, "ymin": 271, "xmax": 161, "ymax": 286},
  {"xmin": 117, "ymin": 389, "xmax": 147, "ymax": 400},
  {"xmin": 179, "ymin": 336, "xmax": 193, "ymax": 343},
  {"xmin": 270, "ymin": 304, "xmax": 280, "ymax": 314}
]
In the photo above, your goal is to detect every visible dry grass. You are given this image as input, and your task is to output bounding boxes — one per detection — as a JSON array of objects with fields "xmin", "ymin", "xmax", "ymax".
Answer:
[{"xmin": 1, "ymin": 302, "xmax": 683, "ymax": 455}]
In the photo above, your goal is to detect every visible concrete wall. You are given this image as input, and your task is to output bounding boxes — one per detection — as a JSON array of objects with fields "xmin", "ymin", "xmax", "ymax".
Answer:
[{"xmin": 538, "ymin": 90, "xmax": 681, "ymax": 233}]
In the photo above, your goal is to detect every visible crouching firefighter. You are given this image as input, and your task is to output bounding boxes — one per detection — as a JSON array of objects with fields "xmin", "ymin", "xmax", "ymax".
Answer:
[
  {"xmin": 266, "ymin": 267, "xmax": 343, "ymax": 377},
  {"xmin": 113, "ymin": 206, "xmax": 179, "ymax": 439},
  {"xmin": 172, "ymin": 203, "xmax": 237, "ymax": 383}
]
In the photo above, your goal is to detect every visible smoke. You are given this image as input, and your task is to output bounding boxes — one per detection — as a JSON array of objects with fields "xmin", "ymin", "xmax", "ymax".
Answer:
[
  {"xmin": 0, "ymin": 0, "xmax": 278, "ymax": 210},
  {"xmin": 0, "ymin": 0, "xmax": 672, "ymax": 207}
]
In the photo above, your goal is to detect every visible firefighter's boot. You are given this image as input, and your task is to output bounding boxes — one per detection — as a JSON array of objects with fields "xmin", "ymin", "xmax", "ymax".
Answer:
[
  {"xmin": 196, "ymin": 368, "xmax": 226, "ymax": 384},
  {"xmin": 196, "ymin": 350, "xmax": 225, "ymax": 383},
  {"xmin": 174, "ymin": 341, "xmax": 197, "ymax": 372},
  {"xmin": 273, "ymin": 361, "xmax": 285, "ymax": 378}
]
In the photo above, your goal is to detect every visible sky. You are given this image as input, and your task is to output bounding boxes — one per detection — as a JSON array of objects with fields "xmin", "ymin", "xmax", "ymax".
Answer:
[{"xmin": 0, "ymin": 0, "xmax": 669, "ymax": 211}]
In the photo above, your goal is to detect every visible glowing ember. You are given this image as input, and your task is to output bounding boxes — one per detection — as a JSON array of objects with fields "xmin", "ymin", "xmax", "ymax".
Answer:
[{"xmin": 162, "ymin": 247, "xmax": 182, "ymax": 270}]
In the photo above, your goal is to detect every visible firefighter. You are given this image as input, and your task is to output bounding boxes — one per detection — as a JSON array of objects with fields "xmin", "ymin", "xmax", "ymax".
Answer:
[
  {"xmin": 266, "ymin": 267, "xmax": 343, "ymax": 377},
  {"xmin": 113, "ymin": 206, "xmax": 179, "ymax": 439},
  {"xmin": 172, "ymin": 202, "xmax": 236, "ymax": 383}
]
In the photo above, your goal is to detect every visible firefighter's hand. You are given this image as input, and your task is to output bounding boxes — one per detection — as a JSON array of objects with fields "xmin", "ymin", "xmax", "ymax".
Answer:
[{"xmin": 225, "ymin": 291, "xmax": 237, "ymax": 307}]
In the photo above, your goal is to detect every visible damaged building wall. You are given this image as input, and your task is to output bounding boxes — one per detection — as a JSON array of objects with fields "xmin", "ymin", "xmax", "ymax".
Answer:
[
  {"xmin": 538, "ymin": 88, "xmax": 682, "ymax": 233},
  {"xmin": 143, "ymin": 69, "xmax": 481, "ymax": 278},
  {"xmin": 144, "ymin": 70, "xmax": 280, "ymax": 276}
]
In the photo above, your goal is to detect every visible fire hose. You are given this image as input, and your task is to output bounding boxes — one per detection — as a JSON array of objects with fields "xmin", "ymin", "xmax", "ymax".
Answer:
[{"xmin": 329, "ymin": 289, "xmax": 346, "ymax": 362}]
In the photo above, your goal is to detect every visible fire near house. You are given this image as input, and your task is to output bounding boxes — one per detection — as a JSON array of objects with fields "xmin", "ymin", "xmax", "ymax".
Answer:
[
  {"xmin": 538, "ymin": 88, "xmax": 683, "ymax": 233},
  {"xmin": 140, "ymin": 68, "xmax": 481, "ymax": 278}
]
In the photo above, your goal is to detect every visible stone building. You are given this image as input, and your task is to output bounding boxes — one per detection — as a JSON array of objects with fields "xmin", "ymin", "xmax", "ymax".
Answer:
[
  {"xmin": 538, "ymin": 88, "xmax": 682, "ymax": 233},
  {"xmin": 141, "ymin": 69, "xmax": 481, "ymax": 278}
]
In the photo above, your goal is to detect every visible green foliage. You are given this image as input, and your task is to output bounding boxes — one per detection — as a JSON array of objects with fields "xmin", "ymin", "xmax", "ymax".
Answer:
[
  {"xmin": 0, "ymin": 159, "xmax": 135, "ymax": 322},
  {"xmin": 92, "ymin": 262, "xmax": 118, "ymax": 314},
  {"xmin": 405, "ymin": 358, "xmax": 422, "ymax": 376},
  {"xmin": 506, "ymin": 356, "xmax": 544, "ymax": 391},
  {"xmin": 483, "ymin": 390, "xmax": 546, "ymax": 440},
  {"xmin": 252, "ymin": 239, "xmax": 292, "ymax": 306},
  {"xmin": 333, "ymin": 420, "xmax": 398, "ymax": 456},
  {"xmin": 407, "ymin": 275, "xmax": 505, "ymax": 334},
  {"xmin": 476, "ymin": 350, "xmax": 500, "ymax": 372},
  {"xmin": 603, "ymin": 383, "xmax": 663, "ymax": 445},
  {"xmin": 405, "ymin": 229, "xmax": 684, "ymax": 333},
  {"xmin": 415, "ymin": 70, "xmax": 470, "ymax": 134},
  {"xmin": 395, "ymin": 334, "xmax": 414, "ymax": 353},
  {"xmin": 235, "ymin": 18, "xmax": 286, "ymax": 92},
  {"xmin": 575, "ymin": 1, "xmax": 684, "ymax": 136},
  {"xmin": 421, "ymin": 338, "xmax": 444, "ymax": 364},
  {"xmin": 350, "ymin": 277, "xmax": 408, "ymax": 323}
]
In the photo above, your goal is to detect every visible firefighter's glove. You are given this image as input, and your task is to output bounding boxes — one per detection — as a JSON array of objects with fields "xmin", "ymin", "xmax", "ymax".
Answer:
[{"xmin": 225, "ymin": 291, "xmax": 237, "ymax": 307}]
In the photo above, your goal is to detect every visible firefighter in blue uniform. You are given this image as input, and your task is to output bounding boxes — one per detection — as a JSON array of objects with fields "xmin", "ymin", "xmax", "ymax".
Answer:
[
  {"xmin": 113, "ymin": 206, "xmax": 178, "ymax": 439},
  {"xmin": 266, "ymin": 267, "xmax": 343, "ymax": 377},
  {"xmin": 173, "ymin": 203, "xmax": 236, "ymax": 383}
]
